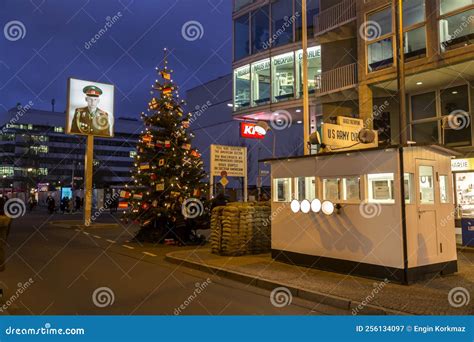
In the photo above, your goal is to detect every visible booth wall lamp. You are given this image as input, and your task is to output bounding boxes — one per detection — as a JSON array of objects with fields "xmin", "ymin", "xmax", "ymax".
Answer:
[{"xmin": 291, "ymin": 199, "xmax": 336, "ymax": 216}]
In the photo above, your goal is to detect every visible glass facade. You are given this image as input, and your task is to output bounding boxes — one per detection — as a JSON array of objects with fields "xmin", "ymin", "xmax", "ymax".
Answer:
[
  {"xmin": 271, "ymin": 0, "xmax": 294, "ymax": 47},
  {"xmin": 234, "ymin": 0, "xmax": 254, "ymax": 12},
  {"xmin": 295, "ymin": 0, "xmax": 319, "ymax": 40},
  {"xmin": 233, "ymin": 0, "xmax": 319, "ymax": 61},
  {"xmin": 296, "ymin": 46, "xmax": 321, "ymax": 96},
  {"xmin": 251, "ymin": 5, "xmax": 270, "ymax": 53},
  {"xmin": 234, "ymin": 65, "xmax": 251, "ymax": 110},
  {"xmin": 233, "ymin": 46, "xmax": 321, "ymax": 110},
  {"xmin": 251, "ymin": 59, "xmax": 271, "ymax": 106},
  {"xmin": 272, "ymin": 52, "xmax": 295, "ymax": 102},
  {"xmin": 234, "ymin": 14, "xmax": 250, "ymax": 60},
  {"xmin": 440, "ymin": 0, "xmax": 473, "ymax": 15}
]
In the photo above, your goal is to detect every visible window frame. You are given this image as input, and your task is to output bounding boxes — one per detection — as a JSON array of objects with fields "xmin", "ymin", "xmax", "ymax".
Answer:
[
  {"xmin": 409, "ymin": 82, "xmax": 473, "ymax": 147},
  {"xmin": 402, "ymin": 0, "xmax": 427, "ymax": 61},
  {"xmin": 365, "ymin": 5, "xmax": 396, "ymax": 73}
]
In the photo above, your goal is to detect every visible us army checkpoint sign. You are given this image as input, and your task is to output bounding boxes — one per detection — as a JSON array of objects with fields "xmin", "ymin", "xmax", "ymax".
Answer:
[{"xmin": 66, "ymin": 78, "xmax": 115, "ymax": 138}]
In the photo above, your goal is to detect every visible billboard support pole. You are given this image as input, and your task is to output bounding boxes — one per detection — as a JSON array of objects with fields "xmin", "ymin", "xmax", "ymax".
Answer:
[{"xmin": 84, "ymin": 135, "xmax": 94, "ymax": 226}]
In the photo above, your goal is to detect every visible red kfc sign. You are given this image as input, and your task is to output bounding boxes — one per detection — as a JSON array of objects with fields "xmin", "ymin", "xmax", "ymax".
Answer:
[{"xmin": 240, "ymin": 122, "xmax": 266, "ymax": 139}]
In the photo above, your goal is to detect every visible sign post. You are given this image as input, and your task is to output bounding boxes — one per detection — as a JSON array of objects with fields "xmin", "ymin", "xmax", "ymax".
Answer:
[
  {"xmin": 210, "ymin": 145, "xmax": 247, "ymax": 201},
  {"xmin": 84, "ymin": 135, "xmax": 94, "ymax": 226},
  {"xmin": 66, "ymin": 78, "xmax": 115, "ymax": 227}
]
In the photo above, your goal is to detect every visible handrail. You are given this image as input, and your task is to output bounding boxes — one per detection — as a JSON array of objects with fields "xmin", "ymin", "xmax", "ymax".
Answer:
[
  {"xmin": 316, "ymin": 63, "xmax": 358, "ymax": 95},
  {"xmin": 314, "ymin": 0, "xmax": 357, "ymax": 35}
]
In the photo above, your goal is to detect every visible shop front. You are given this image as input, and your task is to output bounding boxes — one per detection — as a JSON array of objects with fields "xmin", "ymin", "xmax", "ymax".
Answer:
[
  {"xmin": 451, "ymin": 158, "xmax": 474, "ymax": 246},
  {"xmin": 265, "ymin": 145, "xmax": 458, "ymax": 284}
]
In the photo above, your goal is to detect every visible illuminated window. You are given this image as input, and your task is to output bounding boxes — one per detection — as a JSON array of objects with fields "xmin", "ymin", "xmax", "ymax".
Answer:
[
  {"xmin": 367, "ymin": 173, "xmax": 395, "ymax": 204},
  {"xmin": 129, "ymin": 151, "xmax": 137, "ymax": 158},
  {"xmin": 323, "ymin": 178, "xmax": 340, "ymax": 202},
  {"xmin": 54, "ymin": 127, "xmax": 64, "ymax": 133},
  {"xmin": 419, "ymin": 166, "xmax": 435, "ymax": 204},
  {"xmin": 342, "ymin": 177, "xmax": 360, "ymax": 202},
  {"xmin": 296, "ymin": 46, "xmax": 321, "ymax": 96},
  {"xmin": 0, "ymin": 167, "xmax": 14, "ymax": 177},
  {"xmin": 273, "ymin": 178, "xmax": 292, "ymax": 202},
  {"xmin": 272, "ymin": 52, "xmax": 295, "ymax": 102},
  {"xmin": 295, "ymin": 177, "xmax": 316, "ymax": 201},
  {"xmin": 251, "ymin": 59, "xmax": 271, "ymax": 106},
  {"xmin": 234, "ymin": 65, "xmax": 251, "ymax": 110}
]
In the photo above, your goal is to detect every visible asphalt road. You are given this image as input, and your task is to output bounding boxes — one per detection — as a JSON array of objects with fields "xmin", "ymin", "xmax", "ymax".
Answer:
[{"xmin": 0, "ymin": 209, "xmax": 347, "ymax": 315}]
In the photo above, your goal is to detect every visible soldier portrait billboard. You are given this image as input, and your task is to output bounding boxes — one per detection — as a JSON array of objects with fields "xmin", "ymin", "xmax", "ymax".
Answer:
[{"xmin": 66, "ymin": 78, "xmax": 115, "ymax": 137}]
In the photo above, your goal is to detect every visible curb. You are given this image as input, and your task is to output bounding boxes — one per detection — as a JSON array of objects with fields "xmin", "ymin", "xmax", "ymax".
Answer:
[
  {"xmin": 165, "ymin": 253, "xmax": 407, "ymax": 316},
  {"xmin": 49, "ymin": 221, "xmax": 119, "ymax": 230}
]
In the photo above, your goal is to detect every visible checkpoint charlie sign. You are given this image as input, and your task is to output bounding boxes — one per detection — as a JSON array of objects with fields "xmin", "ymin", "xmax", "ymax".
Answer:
[
  {"xmin": 210, "ymin": 144, "xmax": 248, "ymax": 201},
  {"xmin": 322, "ymin": 117, "xmax": 378, "ymax": 152},
  {"xmin": 210, "ymin": 144, "xmax": 247, "ymax": 177}
]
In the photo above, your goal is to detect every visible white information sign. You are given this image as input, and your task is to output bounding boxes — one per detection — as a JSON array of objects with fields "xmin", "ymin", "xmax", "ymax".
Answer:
[
  {"xmin": 210, "ymin": 145, "xmax": 247, "ymax": 177},
  {"xmin": 210, "ymin": 144, "xmax": 248, "ymax": 201}
]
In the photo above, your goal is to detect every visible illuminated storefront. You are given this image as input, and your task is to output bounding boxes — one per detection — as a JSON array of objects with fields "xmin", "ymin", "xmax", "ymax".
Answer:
[{"xmin": 233, "ymin": 46, "xmax": 321, "ymax": 111}]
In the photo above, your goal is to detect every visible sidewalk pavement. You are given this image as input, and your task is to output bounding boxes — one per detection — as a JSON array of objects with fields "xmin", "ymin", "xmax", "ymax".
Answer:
[{"xmin": 166, "ymin": 247, "xmax": 474, "ymax": 315}]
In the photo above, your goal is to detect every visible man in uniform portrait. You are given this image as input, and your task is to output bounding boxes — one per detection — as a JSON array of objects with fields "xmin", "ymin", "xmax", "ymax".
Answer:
[{"xmin": 70, "ymin": 85, "xmax": 112, "ymax": 136}]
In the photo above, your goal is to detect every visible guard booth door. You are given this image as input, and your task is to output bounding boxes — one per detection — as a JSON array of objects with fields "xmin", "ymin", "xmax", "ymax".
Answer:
[{"xmin": 415, "ymin": 159, "xmax": 440, "ymax": 261}]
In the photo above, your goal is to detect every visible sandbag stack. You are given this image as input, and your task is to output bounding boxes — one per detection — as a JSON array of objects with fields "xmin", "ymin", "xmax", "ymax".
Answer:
[
  {"xmin": 210, "ymin": 202, "xmax": 271, "ymax": 256},
  {"xmin": 209, "ymin": 206, "xmax": 224, "ymax": 254}
]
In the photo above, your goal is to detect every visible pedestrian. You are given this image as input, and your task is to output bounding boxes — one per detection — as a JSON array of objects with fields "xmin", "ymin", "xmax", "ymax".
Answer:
[
  {"xmin": 75, "ymin": 196, "xmax": 81, "ymax": 212},
  {"xmin": 46, "ymin": 194, "xmax": 55, "ymax": 214}
]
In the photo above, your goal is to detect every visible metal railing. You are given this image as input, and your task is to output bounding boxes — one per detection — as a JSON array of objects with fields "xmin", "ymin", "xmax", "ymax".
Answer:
[
  {"xmin": 316, "ymin": 63, "xmax": 358, "ymax": 95},
  {"xmin": 314, "ymin": 0, "xmax": 357, "ymax": 35}
]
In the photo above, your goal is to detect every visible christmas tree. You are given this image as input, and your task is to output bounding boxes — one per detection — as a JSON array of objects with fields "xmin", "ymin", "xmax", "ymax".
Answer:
[{"xmin": 122, "ymin": 48, "xmax": 206, "ymax": 241}]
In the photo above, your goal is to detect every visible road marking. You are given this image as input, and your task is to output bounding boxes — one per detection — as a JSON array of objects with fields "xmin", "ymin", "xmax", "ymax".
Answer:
[
  {"xmin": 122, "ymin": 245, "xmax": 135, "ymax": 250},
  {"xmin": 106, "ymin": 239, "xmax": 116, "ymax": 244},
  {"xmin": 142, "ymin": 252, "xmax": 157, "ymax": 257},
  {"xmin": 83, "ymin": 232, "xmax": 90, "ymax": 236},
  {"xmin": 75, "ymin": 229, "xmax": 80, "ymax": 232},
  {"xmin": 93, "ymin": 235, "xmax": 101, "ymax": 239}
]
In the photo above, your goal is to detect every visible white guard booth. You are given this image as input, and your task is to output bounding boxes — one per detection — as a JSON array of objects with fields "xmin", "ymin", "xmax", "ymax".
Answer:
[{"xmin": 265, "ymin": 145, "xmax": 458, "ymax": 284}]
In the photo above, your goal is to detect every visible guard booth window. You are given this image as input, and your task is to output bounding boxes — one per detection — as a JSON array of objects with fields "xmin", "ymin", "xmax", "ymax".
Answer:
[
  {"xmin": 295, "ymin": 177, "xmax": 316, "ymax": 201},
  {"xmin": 273, "ymin": 178, "xmax": 292, "ymax": 202},
  {"xmin": 419, "ymin": 166, "xmax": 435, "ymax": 204}
]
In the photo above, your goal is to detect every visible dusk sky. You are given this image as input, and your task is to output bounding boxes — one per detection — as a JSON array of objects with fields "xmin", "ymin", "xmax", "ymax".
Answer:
[{"xmin": 0, "ymin": 0, "xmax": 232, "ymax": 117}]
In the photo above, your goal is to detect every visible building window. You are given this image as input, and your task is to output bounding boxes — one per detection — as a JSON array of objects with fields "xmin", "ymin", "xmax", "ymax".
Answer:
[
  {"xmin": 272, "ymin": 52, "xmax": 295, "ymax": 102},
  {"xmin": 234, "ymin": 14, "xmax": 250, "ymax": 60},
  {"xmin": 30, "ymin": 145, "xmax": 49, "ymax": 154},
  {"xmin": 295, "ymin": 177, "xmax": 316, "ymax": 201},
  {"xmin": 440, "ymin": 0, "xmax": 473, "ymax": 15},
  {"xmin": 274, "ymin": 178, "xmax": 292, "ymax": 202},
  {"xmin": 234, "ymin": 0, "xmax": 254, "ymax": 12},
  {"xmin": 296, "ymin": 46, "xmax": 321, "ymax": 97},
  {"xmin": 54, "ymin": 127, "xmax": 64, "ymax": 133},
  {"xmin": 295, "ymin": 0, "xmax": 319, "ymax": 40},
  {"xmin": 234, "ymin": 65, "xmax": 251, "ymax": 110},
  {"xmin": 403, "ymin": 0, "xmax": 427, "ymax": 61},
  {"xmin": 0, "ymin": 167, "xmax": 14, "ymax": 177},
  {"xmin": 366, "ymin": 7, "xmax": 394, "ymax": 72},
  {"xmin": 419, "ymin": 165, "xmax": 435, "ymax": 204},
  {"xmin": 271, "ymin": 0, "xmax": 294, "ymax": 47},
  {"xmin": 129, "ymin": 151, "xmax": 137, "ymax": 158},
  {"xmin": 323, "ymin": 178, "xmax": 339, "ymax": 202},
  {"xmin": 367, "ymin": 173, "xmax": 395, "ymax": 204},
  {"xmin": 412, "ymin": 91, "xmax": 437, "ymax": 121},
  {"xmin": 251, "ymin": 5, "xmax": 270, "ymax": 53},
  {"xmin": 342, "ymin": 177, "xmax": 360, "ymax": 202},
  {"xmin": 440, "ymin": 175, "xmax": 450, "ymax": 203},
  {"xmin": 440, "ymin": 8, "xmax": 474, "ymax": 52},
  {"xmin": 441, "ymin": 85, "xmax": 471, "ymax": 146},
  {"xmin": 251, "ymin": 59, "xmax": 271, "ymax": 106},
  {"xmin": 410, "ymin": 85, "xmax": 472, "ymax": 147}
]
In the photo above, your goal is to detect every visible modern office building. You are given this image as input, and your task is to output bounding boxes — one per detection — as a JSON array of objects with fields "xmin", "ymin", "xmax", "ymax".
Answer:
[
  {"xmin": 0, "ymin": 105, "xmax": 141, "ymax": 194},
  {"xmin": 232, "ymin": 0, "xmax": 473, "ymax": 215}
]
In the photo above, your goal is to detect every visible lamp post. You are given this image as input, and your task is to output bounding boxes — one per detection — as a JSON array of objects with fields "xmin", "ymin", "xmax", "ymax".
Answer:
[{"xmin": 302, "ymin": 0, "xmax": 310, "ymax": 155}]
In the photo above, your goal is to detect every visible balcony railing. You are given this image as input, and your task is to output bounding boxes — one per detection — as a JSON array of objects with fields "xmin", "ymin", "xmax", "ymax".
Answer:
[
  {"xmin": 314, "ymin": 0, "xmax": 357, "ymax": 35},
  {"xmin": 316, "ymin": 63, "xmax": 358, "ymax": 95}
]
